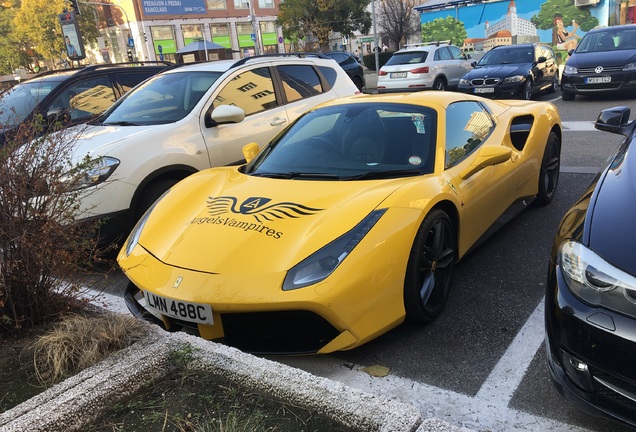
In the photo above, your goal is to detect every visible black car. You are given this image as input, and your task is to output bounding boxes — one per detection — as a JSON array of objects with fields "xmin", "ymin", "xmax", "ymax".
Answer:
[
  {"xmin": 0, "ymin": 62, "xmax": 172, "ymax": 145},
  {"xmin": 321, "ymin": 51, "xmax": 365, "ymax": 90},
  {"xmin": 561, "ymin": 24, "xmax": 636, "ymax": 101},
  {"xmin": 545, "ymin": 106, "xmax": 636, "ymax": 428},
  {"xmin": 458, "ymin": 43, "xmax": 559, "ymax": 100}
]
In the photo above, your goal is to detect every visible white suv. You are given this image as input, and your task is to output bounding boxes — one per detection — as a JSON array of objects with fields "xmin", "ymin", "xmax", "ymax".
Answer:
[
  {"xmin": 377, "ymin": 42, "xmax": 473, "ymax": 93},
  {"xmin": 59, "ymin": 55, "xmax": 360, "ymax": 242}
]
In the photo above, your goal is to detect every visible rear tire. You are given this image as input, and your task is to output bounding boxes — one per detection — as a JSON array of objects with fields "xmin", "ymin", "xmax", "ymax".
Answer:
[
  {"xmin": 535, "ymin": 132, "xmax": 560, "ymax": 206},
  {"xmin": 433, "ymin": 77, "xmax": 447, "ymax": 91},
  {"xmin": 404, "ymin": 209, "xmax": 456, "ymax": 324}
]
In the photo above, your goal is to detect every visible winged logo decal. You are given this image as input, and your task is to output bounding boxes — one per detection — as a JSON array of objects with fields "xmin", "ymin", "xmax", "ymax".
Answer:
[{"xmin": 207, "ymin": 196, "xmax": 323, "ymax": 223}]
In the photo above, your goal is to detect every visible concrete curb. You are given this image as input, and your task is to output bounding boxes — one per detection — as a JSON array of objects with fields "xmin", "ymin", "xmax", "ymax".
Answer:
[{"xmin": 0, "ymin": 326, "xmax": 472, "ymax": 432}]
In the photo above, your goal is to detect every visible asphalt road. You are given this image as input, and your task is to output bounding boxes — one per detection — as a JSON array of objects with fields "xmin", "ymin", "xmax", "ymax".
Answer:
[{"xmin": 98, "ymin": 84, "xmax": 636, "ymax": 432}]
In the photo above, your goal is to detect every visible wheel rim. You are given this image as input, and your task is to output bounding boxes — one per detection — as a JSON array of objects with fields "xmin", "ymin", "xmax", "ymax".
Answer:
[
  {"xmin": 417, "ymin": 218, "xmax": 455, "ymax": 313},
  {"xmin": 553, "ymin": 76, "xmax": 559, "ymax": 91},
  {"xmin": 543, "ymin": 142, "xmax": 560, "ymax": 198},
  {"xmin": 524, "ymin": 81, "xmax": 532, "ymax": 100},
  {"xmin": 435, "ymin": 80, "xmax": 444, "ymax": 90}
]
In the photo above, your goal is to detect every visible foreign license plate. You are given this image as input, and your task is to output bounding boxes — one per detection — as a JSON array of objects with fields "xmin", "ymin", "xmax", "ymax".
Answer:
[
  {"xmin": 391, "ymin": 72, "xmax": 407, "ymax": 78},
  {"xmin": 585, "ymin": 76, "xmax": 611, "ymax": 84},
  {"xmin": 143, "ymin": 291, "xmax": 213, "ymax": 325},
  {"xmin": 474, "ymin": 87, "xmax": 495, "ymax": 93}
]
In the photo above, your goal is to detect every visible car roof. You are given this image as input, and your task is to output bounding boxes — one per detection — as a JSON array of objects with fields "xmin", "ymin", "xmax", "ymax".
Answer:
[
  {"xmin": 396, "ymin": 42, "xmax": 452, "ymax": 53},
  {"xmin": 588, "ymin": 23, "xmax": 635, "ymax": 34},
  {"xmin": 160, "ymin": 54, "xmax": 340, "ymax": 75}
]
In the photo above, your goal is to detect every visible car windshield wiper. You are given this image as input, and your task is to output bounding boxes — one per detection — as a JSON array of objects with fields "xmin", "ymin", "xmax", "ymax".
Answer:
[
  {"xmin": 251, "ymin": 171, "xmax": 340, "ymax": 180},
  {"xmin": 344, "ymin": 169, "xmax": 424, "ymax": 180},
  {"xmin": 101, "ymin": 121, "xmax": 140, "ymax": 126}
]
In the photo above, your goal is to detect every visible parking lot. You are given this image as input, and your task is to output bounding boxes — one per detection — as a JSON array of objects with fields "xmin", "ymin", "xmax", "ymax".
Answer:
[{"xmin": 99, "ymin": 86, "xmax": 636, "ymax": 432}]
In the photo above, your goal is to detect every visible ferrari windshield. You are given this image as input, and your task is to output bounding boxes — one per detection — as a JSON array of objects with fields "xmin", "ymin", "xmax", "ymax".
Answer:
[
  {"xmin": 247, "ymin": 103, "xmax": 437, "ymax": 180},
  {"xmin": 100, "ymin": 71, "xmax": 221, "ymax": 126},
  {"xmin": 477, "ymin": 47, "xmax": 534, "ymax": 65},
  {"xmin": 0, "ymin": 79, "xmax": 63, "ymax": 127}
]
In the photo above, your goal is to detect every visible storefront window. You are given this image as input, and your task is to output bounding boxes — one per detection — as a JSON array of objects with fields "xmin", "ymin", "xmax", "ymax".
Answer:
[
  {"xmin": 182, "ymin": 24, "xmax": 204, "ymax": 45},
  {"xmin": 207, "ymin": 0, "xmax": 226, "ymax": 9},
  {"xmin": 210, "ymin": 23, "xmax": 231, "ymax": 49},
  {"xmin": 151, "ymin": 26, "xmax": 177, "ymax": 62}
]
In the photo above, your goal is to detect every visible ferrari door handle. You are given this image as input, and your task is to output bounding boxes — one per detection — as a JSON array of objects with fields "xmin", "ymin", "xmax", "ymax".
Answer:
[{"xmin": 270, "ymin": 117, "xmax": 287, "ymax": 126}]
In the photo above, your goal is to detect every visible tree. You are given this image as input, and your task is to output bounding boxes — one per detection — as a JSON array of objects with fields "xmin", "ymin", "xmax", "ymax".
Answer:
[
  {"xmin": 531, "ymin": 0, "xmax": 598, "ymax": 46},
  {"xmin": 277, "ymin": 0, "xmax": 372, "ymax": 52},
  {"xmin": 0, "ymin": 0, "xmax": 34, "ymax": 74},
  {"xmin": 377, "ymin": 0, "xmax": 420, "ymax": 50},
  {"xmin": 14, "ymin": 0, "xmax": 98, "ymax": 62},
  {"xmin": 421, "ymin": 16, "xmax": 467, "ymax": 47}
]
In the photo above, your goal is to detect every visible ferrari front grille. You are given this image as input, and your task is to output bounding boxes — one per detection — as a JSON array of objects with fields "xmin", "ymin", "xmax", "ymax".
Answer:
[{"xmin": 221, "ymin": 310, "xmax": 340, "ymax": 355}]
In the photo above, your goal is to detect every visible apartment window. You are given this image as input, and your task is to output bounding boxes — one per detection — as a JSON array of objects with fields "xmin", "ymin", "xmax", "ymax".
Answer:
[
  {"xmin": 234, "ymin": 0, "xmax": 249, "ymax": 9},
  {"xmin": 207, "ymin": 0, "xmax": 226, "ymax": 9},
  {"xmin": 258, "ymin": 0, "xmax": 274, "ymax": 7}
]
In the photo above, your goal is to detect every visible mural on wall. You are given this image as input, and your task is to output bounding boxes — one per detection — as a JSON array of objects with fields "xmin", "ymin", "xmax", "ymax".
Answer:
[{"xmin": 420, "ymin": 0, "xmax": 606, "ymax": 61}]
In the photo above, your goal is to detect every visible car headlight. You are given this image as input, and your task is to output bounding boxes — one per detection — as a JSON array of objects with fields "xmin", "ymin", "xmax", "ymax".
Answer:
[
  {"xmin": 559, "ymin": 240, "xmax": 636, "ymax": 317},
  {"xmin": 564, "ymin": 65, "xmax": 578, "ymax": 74},
  {"xmin": 59, "ymin": 156, "xmax": 120, "ymax": 190},
  {"xmin": 123, "ymin": 189, "xmax": 171, "ymax": 257},
  {"xmin": 623, "ymin": 61, "xmax": 636, "ymax": 71},
  {"xmin": 459, "ymin": 78, "xmax": 470, "ymax": 85},
  {"xmin": 502, "ymin": 75, "xmax": 524, "ymax": 83},
  {"xmin": 282, "ymin": 209, "xmax": 387, "ymax": 291}
]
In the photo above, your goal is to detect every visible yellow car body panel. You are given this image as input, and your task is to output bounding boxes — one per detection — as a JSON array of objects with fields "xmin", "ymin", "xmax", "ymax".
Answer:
[{"xmin": 118, "ymin": 91, "xmax": 562, "ymax": 354}]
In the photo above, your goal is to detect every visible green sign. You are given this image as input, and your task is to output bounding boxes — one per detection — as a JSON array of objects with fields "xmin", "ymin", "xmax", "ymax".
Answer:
[
  {"xmin": 212, "ymin": 35, "xmax": 231, "ymax": 49},
  {"xmin": 154, "ymin": 39, "xmax": 176, "ymax": 54},
  {"xmin": 238, "ymin": 34, "xmax": 255, "ymax": 48},
  {"xmin": 262, "ymin": 32, "xmax": 277, "ymax": 46}
]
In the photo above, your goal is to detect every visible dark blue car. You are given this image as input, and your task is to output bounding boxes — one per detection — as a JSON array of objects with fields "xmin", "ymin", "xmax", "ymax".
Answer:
[
  {"xmin": 545, "ymin": 106, "xmax": 636, "ymax": 428},
  {"xmin": 561, "ymin": 24, "xmax": 636, "ymax": 101},
  {"xmin": 458, "ymin": 43, "xmax": 559, "ymax": 100}
]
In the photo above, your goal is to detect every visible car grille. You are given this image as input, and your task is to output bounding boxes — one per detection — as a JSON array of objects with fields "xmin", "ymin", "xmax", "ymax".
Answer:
[
  {"xmin": 221, "ymin": 310, "xmax": 340, "ymax": 354},
  {"xmin": 470, "ymin": 78, "xmax": 500, "ymax": 86},
  {"xmin": 578, "ymin": 66, "xmax": 623, "ymax": 73},
  {"xmin": 589, "ymin": 367, "xmax": 636, "ymax": 421},
  {"xmin": 575, "ymin": 82, "xmax": 622, "ymax": 91}
]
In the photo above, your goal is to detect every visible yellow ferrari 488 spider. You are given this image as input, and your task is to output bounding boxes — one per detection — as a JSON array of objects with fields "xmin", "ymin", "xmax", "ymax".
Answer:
[{"xmin": 118, "ymin": 91, "xmax": 562, "ymax": 354}]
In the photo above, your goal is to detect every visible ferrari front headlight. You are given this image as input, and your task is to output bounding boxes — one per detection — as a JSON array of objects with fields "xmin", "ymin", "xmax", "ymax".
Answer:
[
  {"xmin": 282, "ymin": 209, "xmax": 387, "ymax": 291},
  {"xmin": 559, "ymin": 240, "xmax": 636, "ymax": 317},
  {"xmin": 123, "ymin": 189, "xmax": 171, "ymax": 257},
  {"xmin": 502, "ymin": 75, "xmax": 524, "ymax": 83}
]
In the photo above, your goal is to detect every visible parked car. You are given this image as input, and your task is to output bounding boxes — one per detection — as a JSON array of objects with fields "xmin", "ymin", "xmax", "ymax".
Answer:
[
  {"xmin": 376, "ymin": 41, "xmax": 473, "ymax": 93},
  {"xmin": 55, "ymin": 54, "xmax": 360, "ymax": 244},
  {"xmin": 561, "ymin": 24, "xmax": 636, "ymax": 101},
  {"xmin": 545, "ymin": 106, "xmax": 636, "ymax": 428},
  {"xmin": 0, "ymin": 62, "xmax": 172, "ymax": 145},
  {"xmin": 321, "ymin": 51, "xmax": 365, "ymax": 90},
  {"xmin": 458, "ymin": 43, "xmax": 559, "ymax": 100},
  {"xmin": 118, "ymin": 91, "xmax": 562, "ymax": 354}
]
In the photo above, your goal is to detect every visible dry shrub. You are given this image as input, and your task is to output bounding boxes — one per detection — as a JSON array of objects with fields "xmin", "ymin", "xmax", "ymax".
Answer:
[
  {"xmin": 29, "ymin": 312, "xmax": 148, "ymax": 386},
  {"xmin": 0, "ymin": 112, "xmax": 114, "ymax": 336}
]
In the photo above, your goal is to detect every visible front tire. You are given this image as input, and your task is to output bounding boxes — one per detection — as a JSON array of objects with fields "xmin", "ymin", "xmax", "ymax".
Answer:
[
  {"xmin": 561, "ymin": 91, "xmax": 575, "ymax": 101},
  {"xmin": 404, "ymin": 209, "xmax": 457, "ymax": 324},
  {"xmin": 520, "ymin": 79, "xmax": 533, "ymax": 100},
  {"xmin": 535, "ymin": 132, "xmax": 560, "ymax": 206},
  {"xmin": 547, "ymin": 74, "xmax": 559, "ymax": 94}
]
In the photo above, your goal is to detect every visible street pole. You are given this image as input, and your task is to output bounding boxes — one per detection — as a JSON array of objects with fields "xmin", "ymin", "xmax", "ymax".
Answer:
[
  {"xmin": 248, "ymin": 1, "xmax": 261, "ymax": 55},
  {"xmin": 372, "ymin": 0, "xmax": 379, "ymax": 72}
]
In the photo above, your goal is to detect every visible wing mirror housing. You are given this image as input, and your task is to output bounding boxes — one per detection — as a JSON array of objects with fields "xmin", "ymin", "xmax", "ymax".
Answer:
[
  {"xmin": 205, "ymin": 104, "xmax": 246, "ymax": 128},
  {"xmin": 242, "ymin": 142, "xmax": 260, "ymax": 163},
  {"xmin": 459, "ymin": 146, "xmax": 512, "ymax": 179},
  {"xmin": 46, "ymin": 107, "xmax": 71, "ymax": 126},
  {"xmin": 595, "ymin": 106, "xmax": 634, "ymax": 136}
]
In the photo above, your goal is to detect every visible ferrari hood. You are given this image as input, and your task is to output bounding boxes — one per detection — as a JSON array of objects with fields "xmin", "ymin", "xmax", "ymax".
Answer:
[{"xmin": 138, "ymin": 168, "xmax": 408, "ymax": 273}]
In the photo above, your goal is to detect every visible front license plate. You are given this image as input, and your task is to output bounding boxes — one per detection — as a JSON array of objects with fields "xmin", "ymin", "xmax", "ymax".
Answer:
[
  {"xmin": 391, "ymin": 72, "xmax": 407, "ymax": 78},
  {"xmin": 585, "ymin": 76, "xmax": 611, "ymax": 84},
  {"xmin": 474, "ymin": 87, "xmax": 495, "ymax": 93},
  {"xmin": 142, "ymin": 291, "xmax": 213, "ymax": 325}
]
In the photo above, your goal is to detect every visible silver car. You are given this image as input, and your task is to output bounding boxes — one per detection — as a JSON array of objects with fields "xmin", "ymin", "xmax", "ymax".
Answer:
[{"xmin": 377, "ymin": 42, "xmax": 473, "ymax": 93}]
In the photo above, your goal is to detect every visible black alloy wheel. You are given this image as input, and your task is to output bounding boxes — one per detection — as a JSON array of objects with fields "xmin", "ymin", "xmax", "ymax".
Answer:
[
  {"xmin": 548, "ymin": 74, "xmax": 559, "ymax": 93},
  {"xmin": 521, "ymin": 79, "xmax": 533, "ymax": 100},
  {"xmin": 535, "ymin": 131, "xmax": 561, "ymax": 206},
  {"xmin": 404, "ymin": 209, "xmax": 456, "ymax": 323}
]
